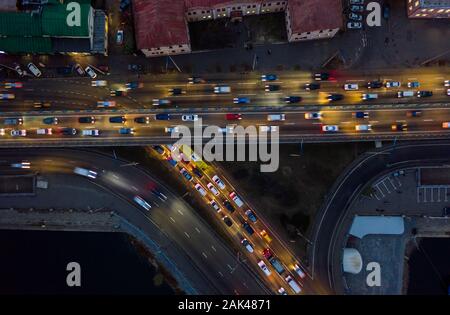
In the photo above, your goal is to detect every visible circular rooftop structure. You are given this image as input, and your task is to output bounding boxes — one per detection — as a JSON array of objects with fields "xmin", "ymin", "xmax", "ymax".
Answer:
[{"xmin": 342, "ymin": 248, "xmax": 363, "ymax": 274}]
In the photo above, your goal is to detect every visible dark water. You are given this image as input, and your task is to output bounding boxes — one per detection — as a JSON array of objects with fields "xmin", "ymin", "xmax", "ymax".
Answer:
[
  {"xmin": 0, "ymin": 230, "xmax": 175, "ymax": 294},
  {"xmin": 407, "ymin": 237, "xmax": 450, "ymax": 295}
]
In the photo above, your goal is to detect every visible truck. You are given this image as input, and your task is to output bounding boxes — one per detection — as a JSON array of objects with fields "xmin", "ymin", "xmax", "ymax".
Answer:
[{"xmin": 263, "ymin": 249, "xmax": 285, "ymax": 275}]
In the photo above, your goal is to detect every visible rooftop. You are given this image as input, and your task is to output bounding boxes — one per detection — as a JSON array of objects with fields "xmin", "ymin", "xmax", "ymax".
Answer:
[{"xmin": 421, "ymin": 0, "xmax": 450, "ymax": 7}]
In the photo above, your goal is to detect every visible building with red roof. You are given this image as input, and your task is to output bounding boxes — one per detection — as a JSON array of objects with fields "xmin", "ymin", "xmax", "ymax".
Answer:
[{"xmin": 133, "ymin": 0, "xmax": 343, "ymax": 57}]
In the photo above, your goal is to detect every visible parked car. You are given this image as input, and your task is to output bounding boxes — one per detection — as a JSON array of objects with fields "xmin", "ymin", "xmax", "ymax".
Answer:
[
  {"xmin": 180, "ymin": 168, "xmax": 193, "ymax": 181},
  {"xmin": 362, "ymin": 93, "xmax": 378, "ymax": 100},
  {"xmin": 182, "ymin": 114, "xmax": 199, "ymax": 121},
  {"xmin": 194, "ymin": 183, "xmax": 207, "ymax": 196},
  {"xmin": 304, "ymin": 112, "xmax": 322, "ymax": 120},
  {"xmin": 74, "ymin": 64, "xmax": 85, "ymax": 76},
  {"xmin": 91, "ymin": 80, "xmax": 107, "ymax": 87},
  {"xmin": 212, "ymin": 175, "xmax": 226, "ymax": 189},
  {"xmin": 81, "ymin": 129, "xmax": 99, "ymax": 137},
  {"xmin": 27, "ymin": 63, "xmax": 42, "ymax": 77},
  {"xmin": 58, "ymin": 128, "xmax": 77, "ymax": 136},
  {"xmin": 284, "ymin": 96, "xmax": 302, "ymax": 103},
  {"xmin": 327, "ymin": 94, "xmax": 343, "ymax": 101},
  {"xmin": 155, "ymin": 113, "xmax": 171, "ymax": 120},
  {"xmin": 222, "ymin": 216, "xmax": 233, "ymax": 227},
  {"xmin": 348, "ymin": 12, "xmax": 363, "ymax": 21},
  {"xmin": 367, "ymin": 81, "xmax": 383, "ymax": 89},
  {"xmin": 78, "ymin": 116, "xmax": 96, "ymax": 124},
  {"xmin": 10, "ymin": 129, "xmax": 26, "ymax": 137},
  {"xmin": 386, "ymin": 81, "xmax": 401, "ymax": 88},
  {"xmin": 43, "ymin": 117, "xmax": 58, "ymax": 125},
  {"xmin": 116, "ymin": 29, "xmax": 124, "ymax": 45},
  {"xmin": 223, "ymin": 200, "xmax": 235, "ymax": 213},
  {"xmin": 304, "ymin": 82, "xmax": 320, "ymax": 90},
  {"xmin": 265, "ymin": 84, "xmax": 280, "ymax": 92},
  {"xmin": 119, "ymin": 128, "xmax": 134, "ymax": 135},
  {"xmin": 245, "ymin": 209, "xmax": 257, "ymax": 222},
  {"xmin": 109, "ymin": 116, "xmax": 126, "ymax": 124},
  {"xmin": 225, "ymin": 113, "xmax": 242, "ymax": 120},
  {"xmin": 134, "ymin": 116, "xmax": 150, "ymax": 124},
  {"xmin": 347, "ymin": 21, "xmax": 362, "ymax": 29},
  {"xmin": 207, "ymin": 183, "xmax": 219, "ymax": 196},
  {"xmin": 214, "ymin": 85, "xmax": 231, "ymax": 94},
  {"xmin": 322, "ymin": 125, "xmax": 339, "ymax": 132},
  {"xmin": 417, "ymin": 91, "xmax": 433, "ymax": 98},
  {"xmin": 257, "ymin": 260, "xmax": 271, "ymax": 276},
  {"xmin": 85, "ymin": 66, "xmax": 97, "ymax": 79},
  {"xmin": 350, "ymin": 5, "xmax": 364, "ymax": 12},
  {"xmin": 408, "ymin": 81, "xmax": 420, "ymax": 88},
  {"xmin": 355, "ymin": 124, "xmax": 372, "ymax": 131},
  {"xmin": 344, "ymin": 83, "xmax": 358, "ymax": 90},
  {"xmin": 97, "ymin": 100, "xmax": 116, "ymax": 107},
  {"xmin": 352, "ymin": 111, "xmax": 369, "ymax": 119},
  {"xmin": 261, "ymin": 74, "xmax": 277, "ymax": 81},
  {"xmin": 241, "ymin": 238, "xmax": 254, "ymax": 253},
  {"xmin": 233, "ymin": 97, "xmax": 250, "ymax": 104},
  {"xmin": 37, "ymin": 128, "xmax": 52, "ymax": 135}
]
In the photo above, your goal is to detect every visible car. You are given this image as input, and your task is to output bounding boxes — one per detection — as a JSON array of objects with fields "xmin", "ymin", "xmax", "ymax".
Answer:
[
  {"xmin": 209, "ymin": 199, "xmax": 221, "ymax": 212},
  {"xmin": 194, "ymin": 183, "xmax": 207, "ymax": 196},
  {"xmin": 245, "ymin": 209, "xmax": 257, "ymax": 222},
  {"xmin": 116, "ymin": 29, "xmax": 124, "ymax": 45},
  {"xmin": 284, "ymin": 96, "xmax": 302, "ymax": 103},
  {"xmin": 278, "ymin": 287, "xmax": 288, "ymax": 295},
  {"xmin": 14, "ymin": 64, "xmax": 24, "ymax": 76},
  {"xmin": 152, "ymin": 99, "xmax": 171, "ymax": 106},
  {"xmin": 444, "ymin": 80, "xmax": 450, "ymax": 87},
  {"xmin": 350, "ymin": 0, "xmax": 364, "ymax": 4},
  {"xmin": 119, "ymin": 128, "xmax": 134, "ymax": 135},
  {"xmin": 447, "ymin": 89, "xmax": 450, "ymax": 96},
  {"xmin": 128, "ymin": 64, "xmax": 143, "ymax": 71},
  {"xmin": 385, "ymin": 81, "xmax": 401, "ymax": 88},
  {"xmin": 133, "ymin": 196, "xmax": 151, "ymax": 211},
  {"xmin": 367, "ymin": 81, "xmax": 383, "ymax": 89},
  {"xmin": 152, "ymin": 145, "xmax": 165, "ymax": 155},
  {"xmin": 188, "ymin": 76, "xmax": 205, "ymax": 84},
  {"xmin": 43, "ymin": 117, "xmax": 58, "ymax": 125},
  {"xmin": 355, "ymin": 124, "xmax": 372, "ymax": 131},
  {"xmin": 165, "ymin": 126, "xmax": 179, "ymax": 133},
  {"xmin": 206, "ymin": 183, "xmax": 219, "ymax": 196},
  {"xmin": 223, "ymin": 200, "xmax": 235, "ymax": 213},
  {"xmin": 260, "ymin": 230, "xmax": 272, "ymax": 243},
  {"xmin": 33, "ymin": 101, "xmax": 51, "ymax": 108},
  {"xmin": 85, "ymin": 66, "xmax": 97, "ymax": 79},
  {"xmin": 348, "ymin": 12, "xmax": 363, "ymax": 21},
  {"xmin": 0, "ymin": 93, "xmax": 15, "ymax": 99},
  {"xmin": 259, "ymin": 126, "xmax": 277, "ymax": 132},
  {"xmin": 91, "ymin": 80, "xmax": 107, "ymax": 87},
  {"xmin": 242, "ymin": 221, "xmax": 255, "ymax": 235},
  {"xmin": 4, "ymin": 82, "xmax": 23, "ymax": 89},
  {"xmin": 352, "ymin": 111, "xmax": 369, "ymax": 119},
  {"xmin": 97, "ymin": 100, "xmax": 116, "ymax": 107},
  {"xmin": 4, "ymin": 117, "xmax": 23, "ymax": 125},
  {"xmin": 155, "ymin": 113, "xmax": 171, "ymax": 120},
  {"xmin": 391, "ymin": 123, "xmax": 408, "ymax": 131},
  {"xmin": 182, "ymin": 114, "xmax": 199, "ymax": 122},
  {"xmin": 180, "ymin": 168, "xmax": 193, "ymax": 181},
  {"xmin": 229, "ymin": 192, "xmax": 244, "ymax": 207},
  {"xmin": 73, "ymin": 167, "xmax": 97, "ymax": 179},
  {"xmin": 322, "ymin": 125, "xmax": 339, "ymax": 132},
  {"xmin": 82, "ymin": 129, "xmax": 100, "ymax": 137},
  {"xmin": 304, "ymin": 112, "xmax": 322, "ymax": 120},
  {"xmin": 167, "ymin": 157, "xmax": 178, "ymax": 167},
  {"xmin": 110, "ymin": 90, "xmax": 127, "ymax": 97},
  {"xmin": 397, "ymin": 91, "xmax": 414, "ymax": 98},
  {"xmin": 36, "ymin": 128, "xmax": 52, "ymax": 135},
  {"xmin": 327, "ymin": 94, "xmax": 344, "ymax": 101},
  {"xmin": 408, "ymin": 81, "xmax": 420, "ymax": 88},
  {"xmin": 442, "ymin": 122, "xmax": 450, "ymax": 128},
  {"xmin": 10, "ymin": 129, "xmax": 26, "ymax": 137},
  {"xmin": 126, "ymin": 82, "xmax": 144, "ymax": 89},
  {"xmin": 265, "ymin": 84, "xmax": 280, "ymax": 92},
  {"xmin": 74, "ymin": 64, "xmax": 85, "ymax": 76},
  {"xmin": 169, "ymin": 88, "xmax": 184, "ymax": 96},
  {"xmin": 225, "ymin": 113, "xmax": 242, "ymax": 120},
  {"xmin": 344, "ymin": 83, "xmax": 359, "ymax": 90},
  {"xmin": 0, "ymin": 129, "xmax": 4, "ymax": 136},
  {"xmin": 261, "ymin": 74, "xmax": 277, "ymax": 81},
  {"xmin": 347, "ymin": 21, "xmax": 362, "ymax": 29},
  {"xmin": 285, "ymin": 275, "xmax": 302, "ymax": 294},
  {"xmin": 304, "ymin": 82, "xmax": 320, "ymax": 90},
  {"xmin": 383, "ymin": 3, "xmax": 390, "ymax": 19},
  {"xmin": 214, "ymin": 85, "xmax": 231, "ymax": 94},
  {"xmin": 191, "ymin": 167, "xmax": 203, "ymax": 178},
  {"xmin": 27, "ymin": 63, "xmax": 42, "ymax": 77},
  {"xmin": 58, "ymin": 128, "xmax": 77, "ymax": 136},
  {"xmin": 134, "ymin": 116, "xmax": 150, "ymax": 124},
  {"xmin": 314, "ymin": 73, "xmax": 329, "ymax": 81},
  {"xmin": 350, "ymin": 5, "xmax": 364, "ymax": 12},
  {"xmin": 362, "ymin": 93, "xmax": 378, "ymax": 100},
  {"xmin": 417, "ymin": 91, "xmax": 433, "ymax": 98},
  {"xmin": 218, "ymin": 125, "xmax": 235, "ymax": 134},
  {"xmin": 109, "ymin": 116, "xmax": 126, "ymax": 123},
  {"xmin": 79, "ymin": 116, "xmax": 96, "ymax": 124},
  {"xmin": 222, "ymin": 216, "xmax": 233, "ymax": 227},
  {"xmin": 294, "ymin": 264, "xmax": 306, "ymax": 279},
  {"xmin": 10, "ymin": 161, "xmax": 31, "ymax": 169},
  {"xmin": 212, "ymin": 175, "xmax": 226, "ymax": 189},
  {"xmin": 233, "ymin": 97, "xmax": 250, "ymax": 104},
  {"xmin": 406, "ymin": 111, "xmax": 422, "ymax": 117},
  {"xmin": 257, "ymin": 260, "xmax": 271, "ymax": 276},
  {"xmin": 148, "ymin": 185, "xmax": 168, "ymax": 202},
  {"xmin": 241, "ymin": 239, "xmax": 254, "ymax": 253},
  {"xmin": 267, "ymin": 114, "xmax": 286, "ymax": 121}
]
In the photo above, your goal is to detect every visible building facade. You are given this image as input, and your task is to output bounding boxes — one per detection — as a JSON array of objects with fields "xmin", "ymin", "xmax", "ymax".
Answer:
[{"xmin": 407, "ymin": 0, "xmax": 450, "ymax": 18}]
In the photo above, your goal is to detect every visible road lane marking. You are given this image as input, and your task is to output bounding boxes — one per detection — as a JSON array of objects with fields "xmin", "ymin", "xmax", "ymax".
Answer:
[
  {"xmin": 177, "ymin": 209, "xmax": 184, "ymax": 216},
  {"xmin": 423, "ymin": 119, "xmax": 434, "ymax": 122},
  {"xmin": 211, "ymin": 245, "xmax": 216, "ymax": 252},
  {"xmin": 131, "ymin": 186, "xmax": 138, "ymax": 191},
  {"xmin": 184, "ymin": 232, "xmax": 190, "ymax": 238},
  {"xmin": 169, "ymin": 217, "xmax": 175, "ymax": 223},
  {"xmin": 202, "ymin": 252, "xmax": 208, "ymax": 259},
  {"xmin": 218, "ymin": 271, "xmax": 224, "ymax": 277},
  {"xmin": 195, "ymin": 227, "xmax": 201, "ymax": 233}
]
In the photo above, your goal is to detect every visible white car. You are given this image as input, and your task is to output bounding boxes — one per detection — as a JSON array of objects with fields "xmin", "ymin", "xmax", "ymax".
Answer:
[
  {"xmin": 182, "ymin": 114, "xmax": 199, "ymax": 121},
  {"xmin": 206, "ymin": 183, "xmax": 219, "ymax": 196},
  {"xmin": 278, "ymin": 287, "xmax": 288, "ymax": 295},
  {"xmin": 82, "ymin": 129, "xmax": 100, "ymax": 136},
  {"xmin": 91, "ymin": 80, "xmax": 107, "ymax": 87},
  {"xmin": 257, "ymin": 260, "xmax": 271, "ymax": 276},
  {"xmin": 355, "ymin": 124, "xmax": 372, "ymax": 131},
  {"xmin": 194, "ymin": 183, "xmax": 207, "ymax": 196},
  {"xmin": 85, "ymin": 66, "xmax": 97, "ymax": 79},
  {"xmin": 241, "ymin": 238, "xmax": 254, "ymax": 253},
  {"xmin": 27, "ymin": 63, "xmax": 42, "ymax": 77},
  {"xmin": 285, "ymin": 275, "xmax": 302, "ymax": 293},
  {"xmin": 267, "ymin": 114, "xmax": 285, "ymax": 121},
  {"xmin": 229, "ymin": 191, "xmax": 244, "ymax": 207},
  {"xmin": 0, "ymin": 129, "xmax": 5, "ymax": 136},
  {"xmin": 73, "ymin": 167, "xmax": 97, "ymax": 179},
  {"xmin": 11, "ymin": 129, "xmax": 26, "ymax": 137},
  {"xmin": 212, "ymin": 175, "xmax": 226, "ymax": 190},
  {"xmin": 322, "ymin": 125, "xmax": 339, "ymax": 132},
  {"xmin": 165, "ymin": 126, "xmax": 180, "ymax": 133},
  {"xmin": 444, "ymin": 80, "xmax": 449, "ymax": 87},
  {"xmin": 259, "ymin": 125, "xmax": 277, "ymax": 132},
  {"xmin": 294, "ymin": 264, "xmax": 306, "ymax": 279},
  {"xmin": 209, "ymin": 199, "xmax": 221, "ymax": 212},
  {"xmin": 214, "ymin": 85, "xmax": 231, "ymax": 94},
  {"xmin": 344, "ymin": 83, "xmax": 359, "ymax": 90},
  {"xmin": 385, "ymin": 81, "xmax": 401, "ymax": 88},
  {"xmin": 447, "ymin": 89, "xmax": 450, "ymax": 96},
  {"xmin": 133, "ymin": 195, "xmax": 151, "ymax": 211},
  {"xmin": 36, "ymin": 128, "xmax": 52, "ymax": 135},
  {"xmin": 10, "ymin": 161, "xmax": 31, "ymax": 169},
  {"xmin": 304, "ymin": 112, "xmax": 322, "ymax": 120}
]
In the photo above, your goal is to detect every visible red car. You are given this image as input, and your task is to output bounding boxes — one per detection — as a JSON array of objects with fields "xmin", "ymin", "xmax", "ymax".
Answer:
[
  {"xmin": 226, "ymin": 113, "xmax": 242, "ymax": 120},
  {"xmin": 262, "ymin": 248, "xmax": 273, "ymax": 260}
]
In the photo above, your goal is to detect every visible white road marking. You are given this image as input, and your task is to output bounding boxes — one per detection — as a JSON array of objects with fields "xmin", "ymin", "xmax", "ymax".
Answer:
[
  {"xmin": 177, "ymin": 209, "xmax": 184, "ymax": 216},
  {"xmin": 169, "ymin": 217, "xmax": 175, "ymax": 223},
  {"xmin": 237, "ymin": 82, "xmax": 257, "ymax": 85},
  {"xmin": 211, "ymin": 245, "xmax": 216, "ymax": 252},
  {"xmin": 423, "ymin": 119, "xmax": 434, "ymax": 122},
  {"xmin": 184, "ymin": 232, "xmax": 190, "ymax": 238},
  {"xmin": 202, "ymin": 252, "xmax": 208, "ymax": 259},
  {"xmin": 195, "ymin": 227, "xmax": 201, "ymax": 233},
  {"xmin": 218, "ymin": 271, "xmax": 224, "ymax": 277},
  {"xmin": 131, "ymin": 186, "xmax": 138, "ymax": 191}
]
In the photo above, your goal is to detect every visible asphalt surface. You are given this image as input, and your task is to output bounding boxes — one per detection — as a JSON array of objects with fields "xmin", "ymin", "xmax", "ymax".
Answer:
[
  {"xmin": 0, "ymin": 148, "xmax": 271, "ymax": 295},
  {"xmin": 310, "ymin": 141, "xmax": 450, "ymax": 294}
]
